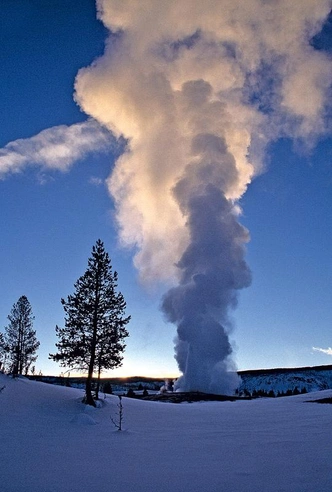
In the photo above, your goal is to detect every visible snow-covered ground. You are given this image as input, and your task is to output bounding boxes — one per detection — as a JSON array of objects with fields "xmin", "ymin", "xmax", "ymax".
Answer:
[
  {"xmin": 238, "ymin": 366, "xmax": 332, "ymax": 396},
  {"xmin": 1, "ymin": 373, "xmax": 331, "ymax": 492}
]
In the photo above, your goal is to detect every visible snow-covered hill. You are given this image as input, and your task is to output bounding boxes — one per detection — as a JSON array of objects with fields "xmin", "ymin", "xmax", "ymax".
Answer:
[
  {"xmin": 238, "ymin": 364, "xmax": 332, "ymax": 397},
  {"xmin": 1, "ymin": 373, "xmax": 332, "ymax": 492}
]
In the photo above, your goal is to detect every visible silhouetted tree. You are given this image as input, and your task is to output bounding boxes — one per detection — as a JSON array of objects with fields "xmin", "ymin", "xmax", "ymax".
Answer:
[
  {"xmin": 50, "ymin": 240, "xmax": 130, "ymax": 406},
  {"xmin": 3, "ymin": 296, "xmax": 39, "ymax": 376},
  {"xmin": 103, "ymin": 381, "xmax": 113, "ymax": 394}
]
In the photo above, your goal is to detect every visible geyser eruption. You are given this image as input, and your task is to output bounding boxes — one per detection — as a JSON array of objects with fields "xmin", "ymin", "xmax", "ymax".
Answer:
[
  {"xmin": 162, "ymin": 119, "xmax": 252, "ymax": 393},
  {"xmin": 74, "ymin": 1, "xmax": 332, "ymax": 393},
  {"xmin": 163, "ymin": 180, "xmax": 251, "ymax": 393}
]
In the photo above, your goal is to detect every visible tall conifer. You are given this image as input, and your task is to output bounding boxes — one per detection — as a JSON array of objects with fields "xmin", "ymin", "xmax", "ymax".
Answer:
[
  {"xmin": 50, "ymin": 240, "xmax": 130, "ymax": 406},
  {"xmin": 4, "ymin": 296, "xmax": 39, "ymax": 376}
]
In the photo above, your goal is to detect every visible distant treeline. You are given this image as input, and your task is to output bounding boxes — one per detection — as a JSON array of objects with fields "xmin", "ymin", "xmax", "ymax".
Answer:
[
  {"xmin": 28, "ymin": 375, "xmax": 164, "ymax": 393},
  {"xmin": 237, "ymin": 387, "xmax": 308, "ymax": 398}
]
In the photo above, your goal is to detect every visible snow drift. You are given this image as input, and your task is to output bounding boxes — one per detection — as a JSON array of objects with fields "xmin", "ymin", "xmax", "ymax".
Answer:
[{"xmin": 1, "ymin": 373, "xmax": 332, "ymax": 492}]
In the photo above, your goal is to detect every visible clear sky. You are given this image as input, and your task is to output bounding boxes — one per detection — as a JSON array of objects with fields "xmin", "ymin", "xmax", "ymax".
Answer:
[{"xmin": 1, "ymin": 0, "xmax": 332, "ymax": 379}]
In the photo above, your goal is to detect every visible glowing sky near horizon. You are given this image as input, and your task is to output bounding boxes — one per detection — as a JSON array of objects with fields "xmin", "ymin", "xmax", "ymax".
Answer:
[{"xmin": 1, "ymin": 0, "xmax": 332, "ymax": 378}]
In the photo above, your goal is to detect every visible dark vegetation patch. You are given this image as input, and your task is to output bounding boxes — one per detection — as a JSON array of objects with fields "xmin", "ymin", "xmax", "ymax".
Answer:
[
  {"xmin": 139, "ymin": 391, "xmax": 250, "ymax": 403},
  {"xmin": 309, "ymin": 397, "xmax": 332, "ymax": 404}
]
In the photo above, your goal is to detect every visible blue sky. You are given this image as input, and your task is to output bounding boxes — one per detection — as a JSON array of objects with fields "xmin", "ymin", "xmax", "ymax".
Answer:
[{"xmin": 1, "ymin": 1, "xmax": 332, "ymax": 377}]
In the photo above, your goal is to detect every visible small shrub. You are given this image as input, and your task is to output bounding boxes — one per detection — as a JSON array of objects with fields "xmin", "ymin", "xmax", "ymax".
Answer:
[{"xmin": 111, "ymin": 395, "xmax": 124, "ymax": 431}]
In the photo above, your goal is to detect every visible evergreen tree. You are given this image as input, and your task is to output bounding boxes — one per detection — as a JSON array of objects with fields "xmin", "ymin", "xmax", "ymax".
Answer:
[
  {"xmin": 103, "ymin": 381, "xmax": 113, "ymax": 394},
  {"xmin": 4, "ymin": 296, "xmax": 39, "ymax": 376},
  {"xmin": 50, "ymin": 240, "xmax": 130, "ymax": 406}
]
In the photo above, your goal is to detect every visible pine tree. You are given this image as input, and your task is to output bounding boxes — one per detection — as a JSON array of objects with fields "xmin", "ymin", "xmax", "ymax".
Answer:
[
  {"xmin": 4, "ymin": 296, "xmax": 40, "ymax": 376},
  {"xmin": 50, "ymin": 240, "xmax": 130, "ymax": 406}
]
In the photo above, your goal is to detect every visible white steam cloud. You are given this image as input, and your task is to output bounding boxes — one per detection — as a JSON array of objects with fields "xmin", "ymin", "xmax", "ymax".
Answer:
[
  {"xmin": 75, "ymin": 0, "xmax": 332, "ymax": 282},
  {"xmin": 73, "ymin": 0, "xmax": 332, "ymax": 394},
  {"xmin": 0, "ymin": 119, "xmax": 113, "ymax": 179},
  {"xmin": 313, "ymin": 346, "xmax": 332, "ymax": 356}
]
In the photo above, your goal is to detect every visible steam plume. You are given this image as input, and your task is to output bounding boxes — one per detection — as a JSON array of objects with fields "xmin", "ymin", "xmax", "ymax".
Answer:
[
  {"xmin": 74, "ymin": 0, "xmax": 332, "ymax": 393},
  {"xmin": 313, "ymin": 346, "xmax": 332, "ymax": 356},
  {"xmin": 0, "ymin": 120, "xmax": 113, "ymax": 179}
]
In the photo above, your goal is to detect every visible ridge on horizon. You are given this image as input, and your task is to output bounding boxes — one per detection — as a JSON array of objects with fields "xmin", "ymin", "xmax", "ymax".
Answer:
[{"xmin": 238, "ymin": 363, "xmax": 332, "ymax": 375}]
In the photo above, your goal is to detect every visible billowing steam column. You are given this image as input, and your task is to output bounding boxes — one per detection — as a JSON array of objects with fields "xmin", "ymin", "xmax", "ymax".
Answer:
[
  {"xmin": 162, "ymin": 131, "xmax": 251, "ymax": 394},
  {"xmin": 74, "ymin": 2, "xmax": 332, "ymax": 395}
]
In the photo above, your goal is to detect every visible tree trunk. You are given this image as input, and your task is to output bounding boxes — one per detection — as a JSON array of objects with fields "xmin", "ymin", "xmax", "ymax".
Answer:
[
  {"xmin": 85, "ymin": 374, "xmax": 95, "ymax": 406},
  {"xmin": 85, "ymin": 331, "xmax": 97, "ymax": 406},
  {"xmin": 84, "ymin": 325, "xmax": 97, "ymax": 406},
  {"xmin": 84, "ymin": 270, "xmax": 100, "ymax": 407},
  {"xmin": 95, "ymin": 364, "xmax": 102, "ymax": 400},
  {"xmin": 18, "ymin": 320, "xmax": 22, "ymax": 375},
  {"xmin": 13, "ymin": 344, "xmax": 20, "ymax": 377}
]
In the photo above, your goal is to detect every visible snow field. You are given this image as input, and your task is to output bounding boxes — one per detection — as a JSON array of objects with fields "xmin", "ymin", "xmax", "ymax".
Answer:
[{"xmin": 1, "ymin": 374, "xmax": 331, "ymax": 492}]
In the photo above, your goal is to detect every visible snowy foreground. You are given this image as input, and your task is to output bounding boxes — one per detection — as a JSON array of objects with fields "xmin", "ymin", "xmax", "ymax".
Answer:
[{"xmin": 1, "ymin": 374, "xmax": 331, "ymax": 492}]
